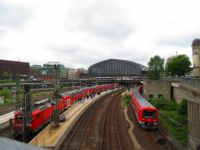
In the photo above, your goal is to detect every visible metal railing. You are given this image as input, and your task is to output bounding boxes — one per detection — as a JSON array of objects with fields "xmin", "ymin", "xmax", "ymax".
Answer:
[{"xmin": 163, "ymin": 77, "xmax": 200, "ymax": 90}]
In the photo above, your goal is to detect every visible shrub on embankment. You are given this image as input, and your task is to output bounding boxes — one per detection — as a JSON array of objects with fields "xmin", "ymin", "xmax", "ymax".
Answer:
[
  {"xmin": 121, "ymin": 90, "xmax": 131, "ymax": 108},
  {"xmin": 149, "ymin": 98, "xmax": 188, "ymax": 146}
]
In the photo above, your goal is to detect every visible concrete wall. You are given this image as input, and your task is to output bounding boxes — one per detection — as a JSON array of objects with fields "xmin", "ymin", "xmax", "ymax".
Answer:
[
  {"xmin": 188, "ymin": 101, "xmax": 200, "ymax": 150},
  {"xmin": 178, "ymin": 85, "xmax": 200, "ymax": 150},
  {"xmin": 143, "ymin": 80, "xmax": 171, "ymax": 100},
  {"xmin": 173, "ymin": 87, "xmax": 183, "ymax": 103},
  {"xmin": 143, "ymin": 80, "xmax": 200, "ymax": 150}
]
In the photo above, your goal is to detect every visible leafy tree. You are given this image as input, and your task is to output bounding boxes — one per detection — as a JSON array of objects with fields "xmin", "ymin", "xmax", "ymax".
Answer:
[
  {"xmin": 148, "ymin": 55, "xmax": 164, "ymax": 80},
  {"xmin": 165, "ymin": 55, "xmax": 192, "ymax": 76}
]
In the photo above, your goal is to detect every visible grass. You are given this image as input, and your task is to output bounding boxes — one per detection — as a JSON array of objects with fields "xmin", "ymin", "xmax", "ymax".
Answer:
[
  {"xmin": 149, "ymin": 98, "xmax": 188, "ymax": 146},
  {"xmin": 159, "ymin": 113, "xmax": 188, "ymax": 145},
  {"xmin": 0, "ymin": 80, "xmax": 17, "ymax": 84},
  {"xmin": 0, "ymin": 89, "xmax": 53, "ymax": 106}
]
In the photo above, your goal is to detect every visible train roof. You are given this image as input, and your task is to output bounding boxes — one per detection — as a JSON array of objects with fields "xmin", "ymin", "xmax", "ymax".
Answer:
[
  {"xmin": 32, "ymin": 99, "xmax": 53, "ymax": 111},
  {"xmin": 131, "ymin": 87, "xmax": 155, "ymax": 108},
  {"xmin": 60, "ymin": 89, "xmax": 82, "ymax": 96}
]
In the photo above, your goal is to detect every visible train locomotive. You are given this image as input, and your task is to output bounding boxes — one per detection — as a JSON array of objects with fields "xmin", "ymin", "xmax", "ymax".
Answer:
[
  {"xmin": 130, "ymin": 86, "xmax": 158, "ymax": 129},
  {"xmin": 13, "ymin": 84, "xmax": 116, "ymax": 139}
]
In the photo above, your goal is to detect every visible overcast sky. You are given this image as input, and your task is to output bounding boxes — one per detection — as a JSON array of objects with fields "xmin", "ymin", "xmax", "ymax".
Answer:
[{"xmin": 0, "ymin": 0, "xmax": 199, "ymax": 69}]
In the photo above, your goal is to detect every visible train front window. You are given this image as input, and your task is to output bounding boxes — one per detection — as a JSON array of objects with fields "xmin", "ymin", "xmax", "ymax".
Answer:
[
  {"xmin": 143, "ymin": 110, "xmax": 156, "ymax": 118},
  {"xmin": 16, "ymin": 116, "xmax": 23, "ymax": 121}
]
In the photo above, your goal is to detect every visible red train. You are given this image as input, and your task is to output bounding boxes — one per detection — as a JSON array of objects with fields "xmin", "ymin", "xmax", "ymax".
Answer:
[
  {"xmin": 130, "ymin": 86, "xmax": 158, "ymax": 129},
  {"xmin": 13, "ymin": 84, "xmax": 117, "ymax": 139}
]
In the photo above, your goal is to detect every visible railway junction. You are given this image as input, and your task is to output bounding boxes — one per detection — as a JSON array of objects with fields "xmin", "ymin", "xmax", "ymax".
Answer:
[
  {"xmin": 0, "ymin": 86, "xmax": 181, "ymax": 150},
  {"xmin": 0, "ymin": 59, "xmax": 198, "ymax": 150}
]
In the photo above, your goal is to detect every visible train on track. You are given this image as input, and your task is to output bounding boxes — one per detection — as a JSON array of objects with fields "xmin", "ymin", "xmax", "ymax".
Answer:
[
  {"xmin": 13, "ymin": 84, "xmax": 118, "ymax": 139},
  {"xmin": 130, "ymin": 86, "xmax": 158, "ymax": 129}
]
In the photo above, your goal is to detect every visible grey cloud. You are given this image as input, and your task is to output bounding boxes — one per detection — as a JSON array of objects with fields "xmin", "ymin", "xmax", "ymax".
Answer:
[
  {"xmin": 71, "ymin": 2, "xmax": 133, "ymax": 41},
  {"xmin": 51, "ymin": 47, "xmax": 80, "ymax": 54},
  {"xmin": 0, "ymin": 4, "xmax": 31, "ymax": 27},
  {"xmin": 82, "ymin": 19, "xmax": 132, "ymax": 41},
  {"xmin": 0, "ymin": 30, "xmax": 4, "ymax": 39},
  {"xmin": 157, "ymin": 33, "xmax": 200, "ymax": 47},
  {"xmin": 45, "ymin": 45, "xmax": 99, "ymax": 68},
  {"xmin": 0, "ymin": 46, "xmax": 13, "ymax": 56}
]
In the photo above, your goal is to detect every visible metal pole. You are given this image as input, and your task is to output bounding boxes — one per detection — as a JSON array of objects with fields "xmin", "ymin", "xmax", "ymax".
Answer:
[{"xmin": 53, "ymin": 64, "xmax": 60, "ymax": 127}]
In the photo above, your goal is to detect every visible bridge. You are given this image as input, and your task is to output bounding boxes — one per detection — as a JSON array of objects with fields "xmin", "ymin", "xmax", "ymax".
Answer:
[{"xmin": 0, "ymin": 76, "xmax": 145, "ymax": 90}]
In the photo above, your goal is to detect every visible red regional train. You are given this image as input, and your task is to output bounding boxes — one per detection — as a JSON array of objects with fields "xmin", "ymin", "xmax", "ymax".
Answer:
[
  {"xmin": 13, "ymin": 84, "xmax": 117, "ymax": 139},
  {"xmin": 130, "ymin": 86, "xmax": 158, "ymax": 129}
]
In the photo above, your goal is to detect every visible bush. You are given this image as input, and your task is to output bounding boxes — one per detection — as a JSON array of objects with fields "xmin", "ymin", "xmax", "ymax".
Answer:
[
  {"xmin": 121, "ymin": 93, "xmax": 131, "ymax": 107},
  {"xmin": 149, "ymin": 97, "xmax": 188, "ymax": 146},
  {"xmin": 0, "ymin": 87, "xmax": 13, "ymax": 104},
  {"xmin": 178, "ymin": 99, "xmax": 187, "ymax": 115},
  {"xmin": 0, "ymin": 87, "xmax": 11, "ymax": 99},
  {"xmin": 150, "ymin": 98, "xmax": 177, "ymax": 111}
]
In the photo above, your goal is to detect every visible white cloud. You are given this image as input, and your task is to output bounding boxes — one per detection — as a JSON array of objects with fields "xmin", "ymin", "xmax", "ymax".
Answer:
[{"xmin": 0, "ymin": 0, "xmax": 199, "ymax": 68}]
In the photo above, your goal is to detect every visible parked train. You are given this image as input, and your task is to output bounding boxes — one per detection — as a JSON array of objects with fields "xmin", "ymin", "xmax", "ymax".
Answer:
[
  {"xmin": 13, "ymin": 84, "xmax": 118, "ymax": 139},
  {"xmin": 130, "ymin": 86, "xmax": 158, "ymax": 129}
]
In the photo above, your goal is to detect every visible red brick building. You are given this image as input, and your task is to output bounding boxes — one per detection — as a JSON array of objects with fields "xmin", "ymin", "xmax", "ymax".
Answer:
[{"xmin": 0, "ymin": 59, "xmax": 29, "ymax": 79}]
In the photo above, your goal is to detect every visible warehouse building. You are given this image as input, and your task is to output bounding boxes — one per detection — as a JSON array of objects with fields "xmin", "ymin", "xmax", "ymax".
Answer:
[{"xmin": 0, "ymin": 59, "xmax": 29, "ymax": 79}]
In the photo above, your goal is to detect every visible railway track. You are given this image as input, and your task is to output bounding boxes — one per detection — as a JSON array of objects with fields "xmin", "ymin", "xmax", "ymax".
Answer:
[
  {"xmin": 60, "ymin": 92, "xmax": 113, "ymax": 149},
  {"xmin": 0, "ymin": 122, "xmax": 12, "ymax": 138},
  {"xmin": 127, "ymin": 104, "xmax": 180, "ymax": 150},
  {"xmin": 60, "ymin": 90, "xmax": 131, "ymax": 150},
  {"xmin": 60, "ymin": 99, "xmax": 98, "ymax": 149},
  {"xmin": 0, "ymin": 105, "xmax": 15, "ymax": 116},
  {"xmin": 102, "ymin": 93, "xmax": 122, "ymax": 150},
  {"xmin": 154, "ymin": 127, "xmax": 178, "ymax": 150}
]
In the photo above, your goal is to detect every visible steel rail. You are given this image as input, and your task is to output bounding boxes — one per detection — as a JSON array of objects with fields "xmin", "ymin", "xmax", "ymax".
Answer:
[{"xmin": 60, "ymin": 92, "xmax": 113, "ymax": 150}]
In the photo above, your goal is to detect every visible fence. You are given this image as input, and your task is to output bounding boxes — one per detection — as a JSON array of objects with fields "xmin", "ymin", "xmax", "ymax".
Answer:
[{"xmin": 163, "ymin": 77, "xmax": 200, "ymax": 90}]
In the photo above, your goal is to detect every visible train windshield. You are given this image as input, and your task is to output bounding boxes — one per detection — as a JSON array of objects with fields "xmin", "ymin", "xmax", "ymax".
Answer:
[
  {"xmin": 143, "ymin": 110, "xmax": 156, "ymax": 118},
  {"xmin": 16, "ymin": 116, "xmax": 23, "ymax": 121}
]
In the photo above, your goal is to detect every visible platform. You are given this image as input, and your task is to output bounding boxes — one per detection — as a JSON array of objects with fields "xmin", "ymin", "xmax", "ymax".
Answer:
[
  {"xmin": 0, "ymin": 111, "xmax": 14, "ymax": 125},
  {"xmin": 29, "ymin": 90, "xmax": 114, "ymax": 150}
]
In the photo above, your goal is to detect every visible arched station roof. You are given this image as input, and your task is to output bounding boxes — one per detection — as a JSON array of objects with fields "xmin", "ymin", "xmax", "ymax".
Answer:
[{"xmin": 88, "ymin": 59, "xmax": 147, "ymax": 77}]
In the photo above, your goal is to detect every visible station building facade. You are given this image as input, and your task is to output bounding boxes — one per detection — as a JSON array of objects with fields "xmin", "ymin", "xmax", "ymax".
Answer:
[{"xmin": 88, "ymin": 59, "xmax": 147, "ymax": 77}]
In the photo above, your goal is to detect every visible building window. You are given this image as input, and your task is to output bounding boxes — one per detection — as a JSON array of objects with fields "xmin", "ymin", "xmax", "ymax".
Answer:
[
  {"xmin": 158, "ymin": 95, "xmax": 163, "ymax": 98},
  {"xmin": 149, "ymin": 94, "xmax": 153, "ymax": 99},
  {"xmin": 193, "ymin": 49, "xmax": 197, "ymax": 55}
]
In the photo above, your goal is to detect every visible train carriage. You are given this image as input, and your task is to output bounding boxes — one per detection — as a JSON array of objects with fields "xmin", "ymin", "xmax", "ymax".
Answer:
[
  {"xmin": 130, "ymin": 87, "xmax": 158, "ymax": 129},
  {"xmin": 13, "ymin": 84, "xmax": 116, "ymax": 139}
]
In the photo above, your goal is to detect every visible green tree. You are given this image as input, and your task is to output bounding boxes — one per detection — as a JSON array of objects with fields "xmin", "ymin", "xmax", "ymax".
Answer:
[
  {"xmin": 0, "ymin": 87, "xmax": 12, "ymax": 104},
  {"xmin": 148, "ymin": 55, "xmax": 164, "ymax": 80},
  {"xmin": 165, "ymin": 55, "xmax": 192, "ymax": 76}
]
